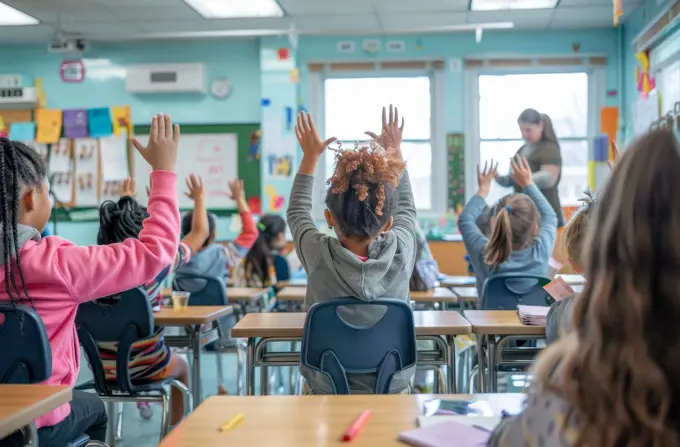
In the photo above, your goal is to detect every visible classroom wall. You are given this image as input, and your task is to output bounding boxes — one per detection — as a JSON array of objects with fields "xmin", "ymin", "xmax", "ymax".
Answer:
[{"xmin": 1, "ymin": 29, "xmax": 623, "ymax": 244}]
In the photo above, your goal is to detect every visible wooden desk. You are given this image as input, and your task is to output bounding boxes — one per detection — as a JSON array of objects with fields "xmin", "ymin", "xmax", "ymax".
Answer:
[
  {"xmin": 0, "ymin": 385, "xmax": 72, "ymax": 440},
  {"xmin": 277, "ymin": 287, "xmax": 460, "ymax": 306},
  {"xmin": 556, "ymin": 274, "xmax": 585, "ymax": 286},
  {"xmin": 276, "ymin": 286, "xmax": 305, "ymax": 302},
  {"xmin": 464, "ymin": 310, "xmax": 545, "ymax": 393},
  {"xmin": 156, "ymin": 305, "xmax": 233, "ymax": 408},
  {"xmin": 439, "ymin": 275, "xmax": 476, "ymax": 287},
  {"xmin": 276, "ymin": 278, "xmax": 307, "ymax": 288},
  {"xmin": 232, "ymin": 311, "xmax": 471, "ymax": 395},
  {"xmin": 158, "ymin": 393, "xmax": 525, "ymax": 447},
  {"xmin": 227, "ymin": 287, "xmax": 269, "ymax": 301}
]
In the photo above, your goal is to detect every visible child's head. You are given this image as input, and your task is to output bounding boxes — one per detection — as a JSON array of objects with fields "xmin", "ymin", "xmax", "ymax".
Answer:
[
  {"xmin": 0, "ymin": 139, "xmax": 50, "ymax": 233},
  {"xmin": 533, "ymin": 129, "xmax": 680, "ymax": 445},
  {"xmin": 324, "ymin": 142, "xmax": 405, "ymax": 243},
  {"xmin": 484, "ymin": 193, "xmax": 539, "ymax": 265},
  {"xmin": 517, "ymin": 108, "xmax": 558, "ymax": 145},
  {"xmin": 97, "ymin": 196, "xmax": 148, "ymax": 244},
  {"xmin": 182, "ymin": 210, "xmax": 217, "ymax": 248},
  {"xmin": 562, "ymin": 191, "xmax": 595, "ymax": 273},
  {"xmin": 243, "ymin": 214, "xmax": 287, "ymax": 282}
]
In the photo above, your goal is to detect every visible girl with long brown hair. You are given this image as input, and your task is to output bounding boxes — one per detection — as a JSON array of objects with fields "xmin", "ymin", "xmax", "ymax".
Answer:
[{"xmin": 489, "ymin": 129, "xmax": 680, "ymax": 446}]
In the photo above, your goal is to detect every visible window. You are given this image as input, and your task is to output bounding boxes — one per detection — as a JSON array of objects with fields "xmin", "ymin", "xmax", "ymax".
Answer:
[
  {"xmin": 475, "ymin": 72, "xmax": 591, "ymax": 206},
  {"xmin": 323, "ymin": 76, "xmax": 433, "ymax": 209}
]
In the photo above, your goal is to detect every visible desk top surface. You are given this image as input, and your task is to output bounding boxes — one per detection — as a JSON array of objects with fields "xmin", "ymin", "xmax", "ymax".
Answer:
[
  {"xmin": 155, "ymin": 305, "xmax": 233, "ymax": 325},
  {"xmin": 0, "ymin": 385, "xmax": 72, "ymax": 439},
  {"xmin": 463, "ymin": 310, "xmax": 545, "ymax": 335},
  {"xmin": 231, "ymin": 310, "xmax": 471, "ymax": 338},
  {"xmin": 276, "ymin": 287, "xmax": 458, "ymax": 303},
  {"xmin": 158, "ymin": 393, "xmax": 525, "ymax": 447}
]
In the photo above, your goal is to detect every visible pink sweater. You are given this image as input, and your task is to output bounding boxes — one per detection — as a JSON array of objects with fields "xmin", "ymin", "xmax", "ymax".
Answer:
[{"xmin": 0, "ymin": 171, "xmax": 180, "ymax": 429}]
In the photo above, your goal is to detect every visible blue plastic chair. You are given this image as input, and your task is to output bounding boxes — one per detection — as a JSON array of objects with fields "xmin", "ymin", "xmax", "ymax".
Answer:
[
  {"xmin": 301, "ymin": 299, "xmax": 417, "ymax": 394},
  {"xmin": 273, "ymin": 254, "xmax": 291, "ymax": 282},
  {"xmin": 480, "ymin": 273, "xmax": 551, "ymax": 310},
  {"xmin": 0, "ymin": 303, "xmax": 91, "ymax": 447},
  {"xmin": 173, "ymin": 273, "xmax": 244, "ymax": 394},
  {"xmin": 75, "ymin": 288, "xmax": 190, "ymax": 443}
]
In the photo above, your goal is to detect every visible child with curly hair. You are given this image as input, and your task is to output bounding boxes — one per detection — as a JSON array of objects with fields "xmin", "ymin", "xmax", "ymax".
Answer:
[{"xmin": 288, "ymin": 107, "xmax": 417, "ymax": 394}]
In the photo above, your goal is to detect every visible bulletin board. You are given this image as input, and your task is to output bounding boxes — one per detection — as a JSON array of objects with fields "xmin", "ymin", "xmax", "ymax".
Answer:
[{"xmin": 132, "ymin": 123, "xmax": 261, "ymax": 211}]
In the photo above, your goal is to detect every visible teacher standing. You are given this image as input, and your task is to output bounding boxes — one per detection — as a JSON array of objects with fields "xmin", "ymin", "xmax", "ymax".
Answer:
[{"xmin": 495, "ymin": 108, "xmax": 564, "ymax": 227}]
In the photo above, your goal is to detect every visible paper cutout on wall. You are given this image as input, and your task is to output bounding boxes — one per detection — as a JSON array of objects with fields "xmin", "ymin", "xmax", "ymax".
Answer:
[
  {"xmin": 249, "ymin": 130, "xmax": 261, "ymax": 160},
  {"xmin": 35, "ymin": 109, "xmax": 63, "ymax": 143},
  {"xmin": 635, "ymin": 50, "xmax": 656, "ymax": 98},
  {"xmin": 9, "ymin": 122, "xmax": 36, "ymax": 141},
  {"xmin": 74, "ymin": 138, "xmax": 99, "ymax": 206},
  {"xmin": 111, "ymin": 105, "xmax": 132, "ymax": 136},
  {"xmin": 264, "ymin": 184, "xmax": 285, "ymax": 211},
  {"xmin": 267, "ymin": 154, "xmax": 293, "ymax": 177},
  {"xmin": 63, "ymin": 109, "xmax": 88, "ymax": 139},
  {"xmin": 88, "ymin": 108, "xmax": 113, "ymax": 138},
  {"xmin": 0, "ymin": 117, "xmax": 6, "ymax": 138}
]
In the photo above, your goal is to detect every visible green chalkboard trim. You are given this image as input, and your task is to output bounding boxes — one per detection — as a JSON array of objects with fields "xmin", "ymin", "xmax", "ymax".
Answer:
[{"xmin": 52, "ymin": 123, "xmax": 261, "ymax": 222}]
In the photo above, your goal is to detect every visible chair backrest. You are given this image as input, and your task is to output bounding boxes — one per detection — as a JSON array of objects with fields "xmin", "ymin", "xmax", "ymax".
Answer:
[
  {"xmin": 173, "ymin": 273, "xmax": 228, "ymax": 306},
  {"xmin": 75, "ymin": 288, "xmax": 154, "ymax": 394},
  {"xmin": 273, "ymin": 254, "xmax": 291, "ymax": 282},
  {"xmin": 480, "ymin": 273, "xmax": 551, "ymax": 310},
  {"xmin": 0, "ymin": 303, "xmax": 51, "ymax": 384},
  {"xmin": 301, "ymin": 299, "xmax": 417, "ymax": 394}
]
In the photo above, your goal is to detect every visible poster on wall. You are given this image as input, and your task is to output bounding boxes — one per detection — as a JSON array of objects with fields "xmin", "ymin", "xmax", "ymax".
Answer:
[
  {"xmin": 337, "ymin": 41, "xmax": 356, "ymax": 53},
  {"xmin": 74, "ymin": 138, "xmax": 99, "ymax": 206},
  {"xmin": 447, "ymin": 133, "xmax": 465, "ymax": 214},
  {"xmin": 386, "ymin": 41, "xmax": 405, "ymax": 52}
]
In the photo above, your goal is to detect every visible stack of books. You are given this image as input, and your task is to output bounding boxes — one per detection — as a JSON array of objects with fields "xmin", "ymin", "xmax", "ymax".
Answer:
[{"xmin": 517, "ymin": 305, "xmax": 550, "ymax": 326}]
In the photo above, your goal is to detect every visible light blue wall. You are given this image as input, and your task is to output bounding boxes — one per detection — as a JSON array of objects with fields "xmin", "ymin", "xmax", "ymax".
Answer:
[{"xmin": 0, "ymin": 29, "xmax": 629, "ymax": 244}]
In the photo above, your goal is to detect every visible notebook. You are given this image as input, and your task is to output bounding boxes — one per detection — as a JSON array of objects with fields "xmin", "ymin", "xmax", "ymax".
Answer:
[
  {"xmin": 543, "ymin": 276, "xmax": 575, "ymax": 301},
  {"xmin": 417, "ymin": 415, "xmax": 501, "ymax": 431},
  {"xmin": 399, "ymin": 421, "xmax": 490, "ymax": 447},
  {"xmin": 517, "ymin": 305, "xmax": 550, "ymax": 326}
]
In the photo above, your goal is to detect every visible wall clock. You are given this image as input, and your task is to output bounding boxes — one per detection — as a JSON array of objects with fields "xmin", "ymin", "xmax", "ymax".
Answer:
[{"xmin": 211, "ymin": 78, "xmax": 231, "ymax": 99}]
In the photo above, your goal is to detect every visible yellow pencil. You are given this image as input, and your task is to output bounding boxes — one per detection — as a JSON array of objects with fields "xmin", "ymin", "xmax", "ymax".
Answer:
[{"xmin": 219, "ymin": 413, "xmax": 245, "ymax": 432}]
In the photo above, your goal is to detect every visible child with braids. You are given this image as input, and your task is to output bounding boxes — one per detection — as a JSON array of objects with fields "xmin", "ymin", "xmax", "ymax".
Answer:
[
  {"xmin": 0, "ymin": 113, "xmax": 180, "ymax": 446},
  {"xmin": 289, "ymin": 106, "xmax": 417, "ymax": 394},
  {"xmin": 458, "ymin": 155, "xmax": 557, "ymax": 295},
  {"xmin": 96, "ymin": 172, "xmax": 209, "ymax": 424}
]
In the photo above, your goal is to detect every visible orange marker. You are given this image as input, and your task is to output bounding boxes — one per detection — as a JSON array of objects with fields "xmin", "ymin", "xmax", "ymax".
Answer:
[{"xmin": 342, "ymin": 410, "xmax": 371, "ymax": 442}]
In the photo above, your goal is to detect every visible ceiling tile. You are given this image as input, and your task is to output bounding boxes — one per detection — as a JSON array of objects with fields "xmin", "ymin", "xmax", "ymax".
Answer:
[
  {"xmin": 467, "ymin": 9, "xmax": 554, "ymax": 23},
  {"xmin": 278, "ymin": 0, "xmax": 372, "ymax": 15},
  {"xmin": 378, "ymin": 12, "xmax": 468, "ymax": 29},
  {"xmin": 113, "ymin": 4, "xmax": 200, "ymax": 21},
  {"xmin": 291, "ymin": 14, "xmax": 379, "ymax": 32}
]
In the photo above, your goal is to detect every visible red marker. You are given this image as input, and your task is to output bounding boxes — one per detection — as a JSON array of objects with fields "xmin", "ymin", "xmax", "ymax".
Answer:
[{"xmin": 342, "ymin": 410, "xmax": 371, "ymax": 442}]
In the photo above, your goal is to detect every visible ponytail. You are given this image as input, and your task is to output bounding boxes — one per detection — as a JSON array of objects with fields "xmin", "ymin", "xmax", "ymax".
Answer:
[
  {"xmin": 484, "ymin": 206, "xmax": 513, "ymax": 265},
  {"xmin": 540, "ymin": 113, "xmax": 559, "ymax": 146}
]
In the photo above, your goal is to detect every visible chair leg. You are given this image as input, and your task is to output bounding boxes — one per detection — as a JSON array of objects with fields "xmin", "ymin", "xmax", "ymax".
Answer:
[
  {"xmin": 159, "ymin": 388, "xmax": 171, "ymax": 441},
  {"xmin": 170, "ymin": 379, "xmax": 193, "ymax": 418},
  {"xmin": 469, "ymin": 365, "xmax": 479, "ymax": 394},
  {"xmin": 105, "ymin": 402, "xmax": 117, "ymax": 447},
  {"xmin": 215, "ymin": 351, "xmax": 225, "ymax": 389},
  {"xmin": 295, "ymin": 374, "xmax": 306, "ymax": 395},
  {"xmin": 236, "ymin": 343, "xmax": 244, "ymax": 396},
  {"xmin": 114, "ymin": 402, "xmax": 124, "ymax": 442},
  {"xmin": 437, "ymin": 368, "xmax": 446, "ymax": 393}
]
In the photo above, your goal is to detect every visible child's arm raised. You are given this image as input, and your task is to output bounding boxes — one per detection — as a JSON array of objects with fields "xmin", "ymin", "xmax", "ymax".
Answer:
[
  {"xmin": 54, "ymin": 114, "xmax": 182, "ymax": 302},
  {"xmin": 288, "ymin": 112, "xmax": 336, "ymax": 272},
  {"xmin": 224, "ymin": 179, "xmax": 258, "ymax": 270},
  {"xmin": 510, "ymin": 155, "xmax": 557, "ymax": 253},
  {"xmin": 181, "ymin": 173, "xmax": 210, "ymax": 253},
  {"xmin": 458, "ymin": 161, "xmax": 497, "ymax": 263}
]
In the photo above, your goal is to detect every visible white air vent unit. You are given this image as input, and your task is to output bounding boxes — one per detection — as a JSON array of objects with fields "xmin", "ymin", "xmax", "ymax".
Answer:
[
  {"xmin": 0, "ymin": 87, "xmax": 38, "ymax": 109},
  {"xmin": 126, "ymin": 63, "xmax": 207, "ymax": 94}
]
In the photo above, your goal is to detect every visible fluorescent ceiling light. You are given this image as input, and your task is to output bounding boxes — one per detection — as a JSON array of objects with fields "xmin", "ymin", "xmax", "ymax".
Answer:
[
  {"xmin": 0, "ymin": 2, "xmax": 39, "ymax": 25},
  {"xmin": 183, "ymin": 0, "xmax": 284, "ymax": 18},
  {"xmin": 470, "ymin": 0, "xmax": 558, "ymax": 11}
]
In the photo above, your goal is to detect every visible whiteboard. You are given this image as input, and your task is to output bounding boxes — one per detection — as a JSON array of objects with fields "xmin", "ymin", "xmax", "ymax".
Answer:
[{"xmin": 132, "ymin": 133, "xmax": 238, "ymax": 209}]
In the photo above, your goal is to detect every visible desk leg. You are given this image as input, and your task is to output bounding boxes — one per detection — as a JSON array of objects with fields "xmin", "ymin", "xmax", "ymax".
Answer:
[
  {"xmin": 446, "ymin": 335, "xmax": 456, "ymax": 393},
  {"xmin": 488, "ymin": 335, "xmax": 497, "ymax": 393},
  {"xmin": 259, "ymin": 343, "xmax": 269, "ymax": 395},
  {"xmin": 189, "ymin": 325, "xmax": 202, "ymax": 407},
  {"xmin": 246, "ymin": 337, "xmax": 255, "ymax": 396},
  {"xmin": 23, "ymin": 422, "xmax": 38, "ymax": 446},
  {"xmin": 476, "ymin": 335, "xmax": 486, "ymax": 393}
]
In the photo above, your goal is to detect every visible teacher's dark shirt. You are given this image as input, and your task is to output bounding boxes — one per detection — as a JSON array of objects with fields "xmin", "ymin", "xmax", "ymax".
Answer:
[{"xmin": 518, "ymin": 141, "xmax": 564, "ymax": 227}]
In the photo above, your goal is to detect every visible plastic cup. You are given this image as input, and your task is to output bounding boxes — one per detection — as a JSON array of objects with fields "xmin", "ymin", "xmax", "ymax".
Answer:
[{"xmin": 171, "ymin": 291, "xmax": 190, "ymax": 311}]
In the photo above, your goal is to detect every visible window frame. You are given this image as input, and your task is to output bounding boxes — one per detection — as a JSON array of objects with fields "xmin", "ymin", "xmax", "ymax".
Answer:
[
  {"xmin": 308, "ymin": 68, "xmax": 446, "ymax": 217},
  {"xmin": 464, "ymin": 65, "xmax": 606, "ymax": 206}
]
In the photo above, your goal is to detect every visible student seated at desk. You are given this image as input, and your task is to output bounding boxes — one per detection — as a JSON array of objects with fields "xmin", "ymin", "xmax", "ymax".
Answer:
[
  {"xmin": 230, "ymin": 214, "xmax": 287, "ymax": 287},
  {"xmin": 175, "ymin": 178, "xmax": 257, "ymax": 286},
  {"xmin": 458, "ymin": 156, "xmax": 557, "ymax": 295},
  {"xmin": 0, "ymin": 115, "xmax": 180, "ymax": 446},
  {"xmin": 96, "ymin": 170, "xmax": 209, "ymax": 426},
  {"xmin": 489, "ymin": 129, "xmax": 680, "ymax": 447},
  {"xmin": 288, "ymin": 107, "xmax": 417, "ymax": 394}
]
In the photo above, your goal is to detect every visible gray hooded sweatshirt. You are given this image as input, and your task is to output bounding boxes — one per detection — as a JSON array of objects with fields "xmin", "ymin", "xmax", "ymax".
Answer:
[{"xmin": 287, "ymin": 171, "xmax": 418, "ymax": 394}]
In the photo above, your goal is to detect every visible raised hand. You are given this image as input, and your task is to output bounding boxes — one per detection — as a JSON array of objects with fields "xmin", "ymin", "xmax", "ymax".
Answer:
[
  {"xmin": 510, "ymin": 155, "xmax": 533, "ymax": 188},
  {"xmin": 131, "ymin": 113, "xmax": 180, "ymax": 172},
  {"xmin": 477, "ymin": 160, "xmax": 498, "ymax": 197},
  {"xmin": 228, "ymin": 178, "xmax": 245, "ymax": 202},
  {"xmin": 609, "ymin": 140, "xmax": 621, "ymax": 170},
  {"xmin": 120, "ymin": 177, "xmax": 136, "ymax": 198},
  {"xmin": 184, "ymin": 173, "xmax": 204, "ymax": 201},
  {"xmin": 295, "ymin": 111, "xmax": 337, "ymax": 159},
  {"xmin": 365, "ymin": 104, "xmax": 405, "ymax": 160}
]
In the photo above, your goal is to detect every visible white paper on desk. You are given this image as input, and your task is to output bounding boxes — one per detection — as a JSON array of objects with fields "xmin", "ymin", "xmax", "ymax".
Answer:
[
  {"xmin": 543, "ymin": 276, "xmax": 574, "ymax": 301},
  {"xmin": 417, "ymin": 416, "xmax": 501, "ymax": 432}
]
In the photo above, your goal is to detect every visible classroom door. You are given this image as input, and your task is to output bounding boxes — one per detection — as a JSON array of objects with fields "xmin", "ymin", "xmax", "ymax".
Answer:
[{"xmin": 476, "ymin": 72, "xmax": 590, "ymax": 206}]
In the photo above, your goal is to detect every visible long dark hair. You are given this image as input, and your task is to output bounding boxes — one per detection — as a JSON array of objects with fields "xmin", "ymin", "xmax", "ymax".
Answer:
[
  {"xmin": 0, "ymin": 139, "xmax": 47, "ymax": 304},
  {"xmin": 518, "ymin": 108, "xmax": 559, "ymax": 146},
  {"xmin": 97, "ymin": 196, "xmax": 149, "ymax": 244},
  {"xmin": 243, "ymin": 215, "xmax": 286, "ymax": 284}
]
